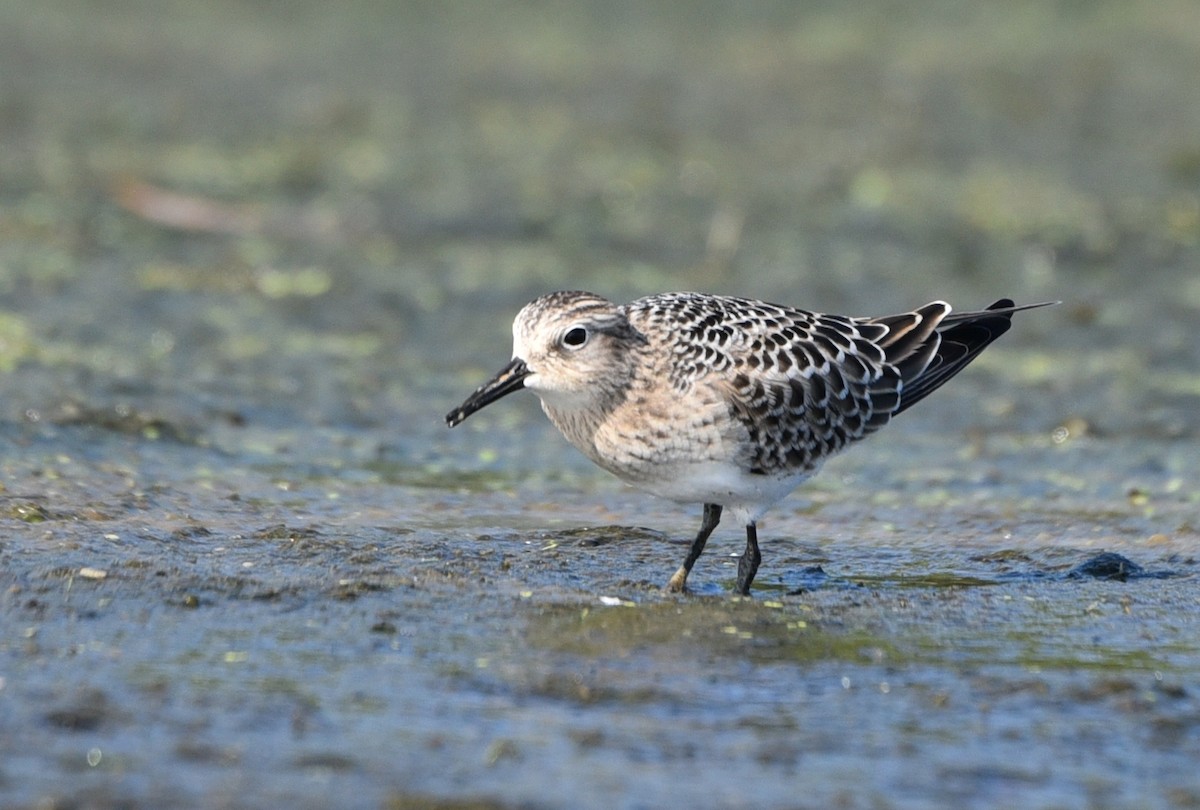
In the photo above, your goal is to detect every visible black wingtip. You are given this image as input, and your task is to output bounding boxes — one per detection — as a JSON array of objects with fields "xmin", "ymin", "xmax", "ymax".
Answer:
[
  {"xmin": 892, "ymin": 298, "xmax": 1055, "ymax": 415},
  {"xmin": 987, "ymin": 298, "xmax": 1060, "ymax": 313}
]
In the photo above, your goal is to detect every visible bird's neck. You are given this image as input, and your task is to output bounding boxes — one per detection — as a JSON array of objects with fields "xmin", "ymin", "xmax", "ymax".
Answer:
[{"xmin": 536, "ymin": 378, "xmax": 632, "ymax": 463}]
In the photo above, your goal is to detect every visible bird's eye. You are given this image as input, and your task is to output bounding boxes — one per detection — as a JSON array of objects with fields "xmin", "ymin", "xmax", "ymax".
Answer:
[{"xmin": 562, "ymin": 327, "xmax": 589, "ymax": 348}]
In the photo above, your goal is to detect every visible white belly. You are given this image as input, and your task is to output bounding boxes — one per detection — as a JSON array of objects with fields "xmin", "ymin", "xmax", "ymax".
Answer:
[{"xmin": 634, "ymin": 459, "xmax": 819, "ymax": 526}]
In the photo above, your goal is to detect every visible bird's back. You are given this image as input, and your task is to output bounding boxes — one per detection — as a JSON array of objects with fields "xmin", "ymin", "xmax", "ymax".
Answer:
[{"xmin": 622, "ymin": 293, "xmax": 1031, "ymax": 482}]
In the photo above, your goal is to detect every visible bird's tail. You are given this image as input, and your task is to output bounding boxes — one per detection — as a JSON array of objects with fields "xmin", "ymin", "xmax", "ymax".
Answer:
[{"xmin": 891, "ymin": 298, "xmax": 1057, "ymax": 415}]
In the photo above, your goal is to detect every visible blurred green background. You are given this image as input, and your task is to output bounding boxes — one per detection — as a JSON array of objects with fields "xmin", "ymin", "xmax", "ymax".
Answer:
[{"xmin": 2, "ymin": 0, "xmax": 1198, "ymax": 441}]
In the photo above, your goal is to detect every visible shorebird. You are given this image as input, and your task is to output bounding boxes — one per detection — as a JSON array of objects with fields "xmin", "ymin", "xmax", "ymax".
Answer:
[{"xmin": 446, "ymin": 291, "xmax": 1054, "ymax": 594}]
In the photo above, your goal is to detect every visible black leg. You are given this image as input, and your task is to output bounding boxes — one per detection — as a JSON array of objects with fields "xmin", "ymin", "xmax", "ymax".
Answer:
[
  {"xmin": 665, "ymin": 503, "xmax": 722, "ymax": 593},
  {"xmin": 735, "ymin": 522, "xmax": 761, "ymax": 595}
]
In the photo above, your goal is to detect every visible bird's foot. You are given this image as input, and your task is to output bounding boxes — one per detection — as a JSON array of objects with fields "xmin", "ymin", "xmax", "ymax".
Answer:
[{"xmin": 664, "ymin": 566, "xmax": 690, "ymax": 593}]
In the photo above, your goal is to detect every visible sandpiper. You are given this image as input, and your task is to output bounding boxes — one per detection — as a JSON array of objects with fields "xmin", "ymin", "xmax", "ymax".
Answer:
[{"xmin": 446, "ymin": 291, "xmax": 1055, "ymax": 595}]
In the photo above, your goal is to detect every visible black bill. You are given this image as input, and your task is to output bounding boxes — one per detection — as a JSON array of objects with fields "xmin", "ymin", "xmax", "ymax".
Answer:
[{"xmin": 445, "ymin": 357, "xmax": 531, "ymax": 427}]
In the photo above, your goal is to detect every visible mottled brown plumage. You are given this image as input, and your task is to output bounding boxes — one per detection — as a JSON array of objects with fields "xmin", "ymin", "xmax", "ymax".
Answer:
[{"xmin": 446, "ymin": 291, "xmax": 1054, "ymax": 594}]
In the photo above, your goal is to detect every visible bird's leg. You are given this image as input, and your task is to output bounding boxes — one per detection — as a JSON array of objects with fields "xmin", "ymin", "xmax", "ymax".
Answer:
[
  {"xmin": 665, "ymin": 503, "xmax": 722, "ymax": 593},
  {"xmin": 735, "ymin": 522, "xmax": 761, "ymax": 595}
]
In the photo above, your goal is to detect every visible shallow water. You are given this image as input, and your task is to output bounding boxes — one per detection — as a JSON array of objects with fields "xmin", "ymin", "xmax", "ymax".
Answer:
[{"xmin": 2, "ymin": 2, "xmax": 1200, "ymax": 808}]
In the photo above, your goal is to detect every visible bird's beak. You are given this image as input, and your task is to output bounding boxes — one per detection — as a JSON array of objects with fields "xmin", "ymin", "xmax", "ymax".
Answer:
[{"xmin": 445, "ymin": 358, "xmax": 531, "ymax": 427}]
